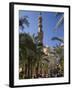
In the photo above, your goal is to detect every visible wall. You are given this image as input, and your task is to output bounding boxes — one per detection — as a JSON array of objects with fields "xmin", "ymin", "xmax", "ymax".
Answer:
[{"xmin": 0, "ymin": 0, "xmax": 71, "ymax": 89}]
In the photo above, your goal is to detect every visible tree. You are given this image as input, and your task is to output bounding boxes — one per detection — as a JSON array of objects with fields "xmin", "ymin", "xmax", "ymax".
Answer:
[
  {"xmin": 19, "ymin": 33, "xmax": 38, "ymax": 79},
  {"xmin": 51, "ymin": 12, "xmax": 64, "ymax": 76},
  {"xmin": 49, "ymin": 44, "xmax": 64, "ymax": 77},
  {"xmin": 19, "ymin": 16, "xmax": 31, "ymax": 79}
]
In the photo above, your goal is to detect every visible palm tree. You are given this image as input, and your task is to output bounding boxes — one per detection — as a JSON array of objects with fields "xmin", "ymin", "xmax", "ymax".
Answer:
[
  {"xmin": 49, "ymin": 44, "xmax": 64, "ymax": 77},
  {"xmin": 19, "ymin": 33, "xmax": 37, "ymax": 79},
  {"xmin": 19, "ymin": 16, "xmax": 30, "ymax": 79},
  {"xmin": 51, "ymin": 13, "xmax": 64, "ymax": 76},
  {"xmin": 54, "ymin": 45, "xmax": 64, "ymax": 76},
  {"xmin": 51, "ymin": 36, "xmax": 64, "ymax": 65}
]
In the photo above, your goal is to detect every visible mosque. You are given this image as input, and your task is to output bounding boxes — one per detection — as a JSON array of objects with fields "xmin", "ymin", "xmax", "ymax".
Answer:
[{"xmin": 32, "ymin": 13, "xmax": 57, "ymax": 78}]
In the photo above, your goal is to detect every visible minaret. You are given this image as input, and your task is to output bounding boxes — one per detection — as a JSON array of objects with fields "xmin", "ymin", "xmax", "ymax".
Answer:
[{"xmin": 38, "ymin": 12, "xmax": 43, "ymax": 45}]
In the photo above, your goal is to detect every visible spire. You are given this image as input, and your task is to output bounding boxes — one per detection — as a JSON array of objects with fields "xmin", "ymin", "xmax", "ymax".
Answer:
[
  {"xmin": 38, "ymin": 12, "xmax": 43, "ymax": 45},
  {"xmin": 38, "ymin": 12, "xmax": 42, "ymax": 32}
]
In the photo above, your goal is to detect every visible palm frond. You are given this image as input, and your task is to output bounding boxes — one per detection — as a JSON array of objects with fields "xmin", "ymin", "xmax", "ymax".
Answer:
[
  {"xmin": 54, "ymin": 14, "xmax": 64, "ymax": 31},
  {"xmin": 51, "ymin": 37, "xmax": 64, "ymax": 43},
  {"xmin": 55, "ymin": 12, "xmax": 63, "ymax": 17},
  {"xmin": 19, "ymin": 16, "xmax": 29, "ymax": 30}
]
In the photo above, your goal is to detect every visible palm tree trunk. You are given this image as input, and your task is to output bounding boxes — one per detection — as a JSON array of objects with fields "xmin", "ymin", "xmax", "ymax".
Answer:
[
  {"xmin": 25, "ymin": 64, "xmax": 28, "ymax": 78},
  {"xmin": 28, "ymin": 57, "xmax": 32, "ymax": 78},
  {"xmin": 36, "ymin": 62, "xmax": 39, "ymax": 78}
]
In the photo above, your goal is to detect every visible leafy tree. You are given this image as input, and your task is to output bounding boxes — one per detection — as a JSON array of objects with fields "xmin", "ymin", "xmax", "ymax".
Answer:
[{"xmin": 19, "ymin": 33, "xmax": 37, "ymax": 78}]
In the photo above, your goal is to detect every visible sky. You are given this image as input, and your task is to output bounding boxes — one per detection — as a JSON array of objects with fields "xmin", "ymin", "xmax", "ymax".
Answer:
[{"xmin": 19, "ymin": 10, "xmax": 64, "ymax": 47}]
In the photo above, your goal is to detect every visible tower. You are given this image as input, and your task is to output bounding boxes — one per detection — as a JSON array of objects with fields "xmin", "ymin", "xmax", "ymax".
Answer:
[{"xmin": 38, "ymin": 12, "xmax": 43, "ymax": 45}]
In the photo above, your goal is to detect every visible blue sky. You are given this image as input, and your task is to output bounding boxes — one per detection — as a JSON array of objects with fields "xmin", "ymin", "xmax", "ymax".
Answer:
[{"xmin": 19, "ymin": 10, "xmax": 64, "ymax": 47}]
